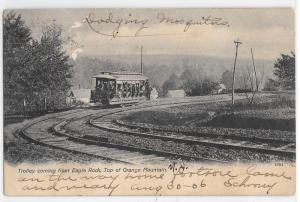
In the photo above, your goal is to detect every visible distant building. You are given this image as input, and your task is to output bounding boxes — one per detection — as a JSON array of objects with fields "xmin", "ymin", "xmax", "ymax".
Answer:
[
  {"xmin": 66, "ymin": 89, "xmax": 91, "ymax": 105},
  {"xmin": 166, "ymin": 89, "xmax": 185, "ymax": 98}
]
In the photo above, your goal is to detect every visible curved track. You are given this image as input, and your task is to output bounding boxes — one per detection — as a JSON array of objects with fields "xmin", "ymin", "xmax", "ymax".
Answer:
[
  {"xmin": 19, "ymin": 94, "xmax": 295, "ymax": 164},
  {"xmin": 20, "ymin": 95, "xmax": 235, "ymax": 164},
  {"xmin": 90, "ymin": 113, "xmax": 295, "ymax": 160},
  {"xmin": 20, "ymin": 108, "xmax": 171, "ymax": 164}
]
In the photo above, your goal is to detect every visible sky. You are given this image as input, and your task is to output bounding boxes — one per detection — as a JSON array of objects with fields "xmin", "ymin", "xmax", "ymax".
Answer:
[{"xmin": 8, "ymin": 8, "xmax": 295, "ymax": 61}]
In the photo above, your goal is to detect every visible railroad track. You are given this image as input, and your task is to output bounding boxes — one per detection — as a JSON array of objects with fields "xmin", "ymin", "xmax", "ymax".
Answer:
[
  {"xmin": 19, "ymin": 95, "xmax": 238, "ymax": 164},
  {"xmin": 57, "ymin": 94, "xmax": 294, "ymax": 163},
  {"xmin": 87, "ymin": 97, "xmax": 295, "ymax": 162},
  {"xmin": 90, "ymin": 116, "xmax": 295, "ymax": 159},
  {"xmin": 19, "ymin": 93, "xmax": 293, "ymax": 164},
  {"xmin": 19, "ymin": 108, "xmax": 173, "ymax": 164}
]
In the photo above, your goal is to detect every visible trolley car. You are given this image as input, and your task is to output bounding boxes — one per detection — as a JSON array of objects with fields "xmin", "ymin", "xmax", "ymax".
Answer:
[{"xmin": 91, "ymin": 71, "xmax": 151, "ymax": 106}]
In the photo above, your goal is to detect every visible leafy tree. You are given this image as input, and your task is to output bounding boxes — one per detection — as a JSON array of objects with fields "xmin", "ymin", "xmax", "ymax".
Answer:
[
  {"xmin": 161, "ymin": 73, "xmax": 182, "ymax": 96},
  {"xmin": 274, "ymin": 52, "xmax": 295, "ymax": 90},
  {"xmin": 221, "ymin": 70, "xmax": 232, "ymax": 90},
  {"xmin": 180, "ymin": 68, "xmax": 195, "ymax": 81},
  {"xmin": 3, "ymin": 12, "xmax": 73, "ymax": 114},
  {"xmin": 263, "ymin": 78, "xmax": 280, "ymax": 91},
  {"xmin": 180, "ymin": 68, "xmax": 205, "ymax": 82},
  {"xmin": 3, "ymin": 11, "xmax": 32, "ymax": 113},
  {"xmin": 31, "ymin": 25, "xmax": 73, "ymax": 110},
  {"xmin": 183, "ymin": 79, "xmax": 219, "ymax": 96}
]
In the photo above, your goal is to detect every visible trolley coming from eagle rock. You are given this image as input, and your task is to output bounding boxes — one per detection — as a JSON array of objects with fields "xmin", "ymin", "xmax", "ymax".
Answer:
[{"xmin": 91, "ymin": 71, "xmax": 151, "ymax": 106}]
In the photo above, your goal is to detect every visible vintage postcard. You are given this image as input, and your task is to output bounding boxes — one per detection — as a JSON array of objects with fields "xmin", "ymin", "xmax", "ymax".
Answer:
[{"xmin": 3, "ymin": 8, "xmax": 295, "ymax": 196}]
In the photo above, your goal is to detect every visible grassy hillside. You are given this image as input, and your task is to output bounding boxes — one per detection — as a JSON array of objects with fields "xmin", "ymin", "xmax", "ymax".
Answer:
[{"xmin": 121, "ymin": 92, "xmax": 295, "ymax": 135}]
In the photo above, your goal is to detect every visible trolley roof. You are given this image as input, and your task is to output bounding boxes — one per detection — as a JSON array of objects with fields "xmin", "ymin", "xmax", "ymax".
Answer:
[{"xmin": 93, "ymin": 71, "xmax": 148, "ymax": 81}]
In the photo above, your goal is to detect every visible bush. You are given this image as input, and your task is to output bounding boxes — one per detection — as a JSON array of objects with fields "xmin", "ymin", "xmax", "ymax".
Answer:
[
  {"xmin": 161, "ymin": 73, "xmax": 182, "ymax": 96},
  {"xmin": 183, "ymin": 79, "xmax": 219, "ymax": 96},
  {"xmin": 263, "ymin": 78, "xmax": 280, "ymax": 91}
]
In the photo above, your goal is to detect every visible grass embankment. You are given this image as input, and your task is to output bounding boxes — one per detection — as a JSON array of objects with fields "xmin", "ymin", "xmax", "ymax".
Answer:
[
  {"xmin": 205, "ymin": 93, "xmax": 295, "ymax": 131},
  {"xmin": 117, "ymin": 92, "xmax": 295, "ymax": 162},
  {"xmin": 122, "ymin": 92, "xmax": 295, "ymax": 132}
]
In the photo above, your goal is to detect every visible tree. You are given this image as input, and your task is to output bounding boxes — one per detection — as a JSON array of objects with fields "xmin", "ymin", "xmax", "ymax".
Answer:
[
  {"xmin": 3, "ymin": 11, "xmax": 73, "ymax": 114},
  {"xmin": 274, "ymin": 52, "xmax": 295, "ymax": 90},
  {"xmin": 183, "ymin": 79, "xmax": 218, "ymax": 96},
  {"xmin": 263, "ymin": 78, "xmax": 280, "ymax": 91},
  {"xmin": 180, "ymin": 68, "xmax": 195, "ymax": 81},
  {"xmin": 3, "ymin": 11, "xmax": 33, "ymax": 113},
  {"xmin": 32, "ymin": 24, "xmax": 73, "ymax": 110},
  {"xmin": 221, "ymin": 70, "xmax": 232, "ymax": 90},
  {"xmin": 161, "ymin": 73, "xmax": 181, "ymax": 96},
  {"xmin": 242, "ymin": 65, "xmax": 257, "ymax": 103}
]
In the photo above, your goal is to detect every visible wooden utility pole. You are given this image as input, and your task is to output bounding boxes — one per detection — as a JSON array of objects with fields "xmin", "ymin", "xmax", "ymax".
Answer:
[
  {"xmin": 231, "ymin": 39, "xmax": 242, "ymax": 105},
  {"xmin": 251, "ymin": 48, "xmax": 258, "ymax": 92},
  {"xmin": 140, "ymin": 46, "xmax": 143, "ymax": 75},
  {"xmin": 44, "ymin": 97, "xmax": 47, "ymax": 111},
  {"xmin": 23, "ymin": 98, "xmax": 26, "ymax": 116}
]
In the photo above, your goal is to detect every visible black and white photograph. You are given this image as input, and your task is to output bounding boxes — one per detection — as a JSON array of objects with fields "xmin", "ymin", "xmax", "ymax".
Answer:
[{"xmin": 2, "ymin": 8, "xmax": 296, "ymax": 196}]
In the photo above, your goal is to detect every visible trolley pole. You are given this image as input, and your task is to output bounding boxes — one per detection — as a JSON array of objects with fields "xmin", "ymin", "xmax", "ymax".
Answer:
[{"xmin": 231, "ymin": 39, "xmax": 242, "ymax": 105}]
